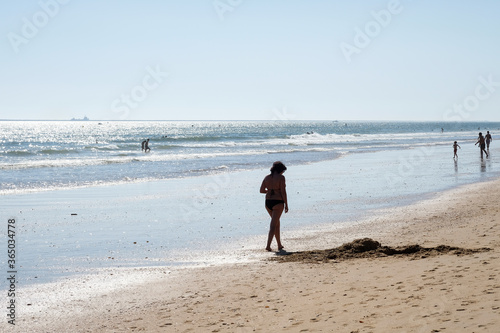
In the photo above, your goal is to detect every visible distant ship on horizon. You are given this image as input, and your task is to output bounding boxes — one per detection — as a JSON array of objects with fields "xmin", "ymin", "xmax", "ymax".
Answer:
[{"xmin": 70, "ymin": 116, "xmax": 89, "ymax": 121}]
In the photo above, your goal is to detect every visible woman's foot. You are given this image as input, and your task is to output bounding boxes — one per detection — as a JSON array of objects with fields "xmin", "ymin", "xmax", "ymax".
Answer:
[
  {"xmin": 278, "ymin": 245, "xmax": 284, "ymax": 250},
  {"xmin": 266, "ymin": 247, "xmax": 272, "ymax": 252}
]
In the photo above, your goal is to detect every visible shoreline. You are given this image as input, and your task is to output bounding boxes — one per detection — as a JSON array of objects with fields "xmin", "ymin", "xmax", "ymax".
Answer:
[
  {"xmin": 1, "ymin": 142, "xmax": 499, "ymax": 287},
  {"xmin": 6, "ymin": 175, "xmax": 500, "ymax": 332}
]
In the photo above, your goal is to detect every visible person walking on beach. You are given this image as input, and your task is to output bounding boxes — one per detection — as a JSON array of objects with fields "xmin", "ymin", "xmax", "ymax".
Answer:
[
  {"xmin": 475, "ymin": 133, "xmax": 488, "ymax": 158},
  {"xmin": 485, "ymin": 131, "xmax": 492, "ymax": 150},
  {"xmin": 453, "ymin": 141, "xmax": 461, "ymax": 159},
  {"xmin": 141, "ymin": 139, "xmax": 151, "ymax": 152},
  {"xmin": 260, "ymin": 161, "xmax": 288, "ymax": 252}
]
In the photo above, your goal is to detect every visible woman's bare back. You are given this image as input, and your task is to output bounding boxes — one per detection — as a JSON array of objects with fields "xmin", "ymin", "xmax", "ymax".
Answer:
[{"xmin": 262, "ymin": 174, "xmax": 285, "ymax": 200}]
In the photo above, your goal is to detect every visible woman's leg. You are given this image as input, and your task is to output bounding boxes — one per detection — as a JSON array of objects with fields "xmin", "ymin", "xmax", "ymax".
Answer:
[
  {"xmin": 266, "ymin": 203, "xmax": 284, "ymax": 251},
  {"xmin": 265, "ymin": 206, "xmax": 273, "ymax": 251}
]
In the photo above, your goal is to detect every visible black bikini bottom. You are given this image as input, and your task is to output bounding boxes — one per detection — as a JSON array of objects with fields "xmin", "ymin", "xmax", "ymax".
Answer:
[{"xmin": 265, "ymin": 199, "xmax": 284, "ymax": 210}]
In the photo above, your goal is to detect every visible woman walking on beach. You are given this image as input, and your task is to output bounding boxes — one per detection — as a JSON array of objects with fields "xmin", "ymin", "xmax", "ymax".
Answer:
[{"xmin": 260, "ymin": 161, "xmax": 289, "ymax": 252}]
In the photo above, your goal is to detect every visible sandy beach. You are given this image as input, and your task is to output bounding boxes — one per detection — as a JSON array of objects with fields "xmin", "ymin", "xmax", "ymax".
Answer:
[
  {"xmin": 3, "ymin": 0, "xmax": 500, "ymax": 330},
  {"xmin": 9, "ymin": 173, "xmax": 499, "ymax": 332}
]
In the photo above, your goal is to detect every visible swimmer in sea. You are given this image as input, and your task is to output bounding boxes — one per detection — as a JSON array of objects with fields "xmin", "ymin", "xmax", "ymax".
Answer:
[{"xmin": 142, "ymin": 139, "xmax": 150, "ymax": 152}]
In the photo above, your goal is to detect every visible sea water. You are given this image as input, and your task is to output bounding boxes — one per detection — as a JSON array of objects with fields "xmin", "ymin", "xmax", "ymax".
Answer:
[
  {"xmin": 1, "ymin": 120, "xmax": 499, "ymax": 285},
  {"xmin": 1, "ymin": 120, "xmax": 499, "ymax": 193}
]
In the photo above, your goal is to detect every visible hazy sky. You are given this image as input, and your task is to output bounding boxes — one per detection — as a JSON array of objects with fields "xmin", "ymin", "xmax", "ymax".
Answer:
[{"xmin": 1, "ymin": 0, "xmax": 499, "ymax": 121}]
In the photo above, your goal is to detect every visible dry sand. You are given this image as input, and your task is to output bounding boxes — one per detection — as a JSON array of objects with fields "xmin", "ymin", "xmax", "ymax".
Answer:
[{"xmin": 13, "ymin": 177, "xmax": 500, "ymax": 332}]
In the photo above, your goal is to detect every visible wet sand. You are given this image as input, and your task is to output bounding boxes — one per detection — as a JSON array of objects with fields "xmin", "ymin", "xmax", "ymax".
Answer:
[{"xmin": 10, "ymin": 175, "xmax": 500, "ymax": 332}]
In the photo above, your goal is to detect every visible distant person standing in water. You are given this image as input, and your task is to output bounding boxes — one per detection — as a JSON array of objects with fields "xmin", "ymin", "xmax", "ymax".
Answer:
[
  {"xmin": 260, "ymin": 161, "xmax": 288, "ymax": 252},
  {"xmin": 142, "ymin": 139, "xmax": 151, "ymax": 152},
  {"xmin": 485, "ymin": 131, "xmax": 492, "ymax": 150},
  {"xmin": 453, "ymin": 141, "xmax": 461, "ymax": 159},
  {"xmin": 475, "ymin": 133, "xmax": 488, "ymax": 158}
]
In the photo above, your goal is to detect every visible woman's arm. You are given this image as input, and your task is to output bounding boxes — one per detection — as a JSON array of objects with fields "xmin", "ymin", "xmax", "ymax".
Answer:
[
  {"xmin": 260, "ymin": 178, "xmax": 268, "ymax": 194},
  {"xmin": 281, "ymin": 176, "xmax": 288, "ymax": 213}
]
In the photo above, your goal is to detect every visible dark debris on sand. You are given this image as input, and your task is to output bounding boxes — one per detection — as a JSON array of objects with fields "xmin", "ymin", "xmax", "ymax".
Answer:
[{"xmin": 271, "ymin": 238, "xmax": 491, "ymax": 263}]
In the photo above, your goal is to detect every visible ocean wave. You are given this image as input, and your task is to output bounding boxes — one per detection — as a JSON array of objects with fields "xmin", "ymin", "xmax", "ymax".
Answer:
[
  {"xmin": 40, "ymin": 148, "xmax": 76, "ymax": 154},
  {"xmin": 93, "ymin": 144, "xmax": 120, "ymax": 151},
  {"xmin": 0, "ymin": 177, "xmax": 158, "ymax": 196},
  {"xmin": 5, "ymin": 150, "xmax": 35, "ymax": 156},
  {"xmin": 2, "ymin": 134, "xmax": 471, "ymax": 171},
  {"xmin": 286, "ymin": 130, "xmax": 480, "ymax": 146},
  {"xmin": 167, "ymin": 135, "xmax": 228, "ymax": 142},
  {"xmin": 171, "ymin": 130, "xmax": 480, "ymax": 150},
  {"xmin": 1, "ymin": 121, "xmax": 498, "ymax": 194},
  {"xmin": 0, "ymin": 133, "xmax": 479, "ymax": 172},
  {"xmin": 0, "ymin": 146, "xmax": 338, "ymax": 171}
]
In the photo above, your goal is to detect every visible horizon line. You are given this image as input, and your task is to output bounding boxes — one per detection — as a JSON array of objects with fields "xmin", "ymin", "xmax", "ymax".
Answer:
[{"xmin": 1, "ymin": 119, "xmax": 499, "ymax": 122}]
